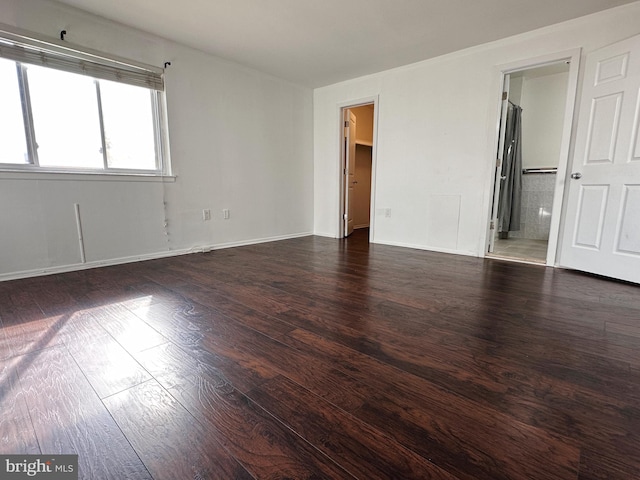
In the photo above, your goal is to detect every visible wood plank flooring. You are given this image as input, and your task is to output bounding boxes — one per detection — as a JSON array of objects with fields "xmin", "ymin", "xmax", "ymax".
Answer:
[{"xmin": 1, "ymin": 228, "xmax": 639, "ymax": 479}]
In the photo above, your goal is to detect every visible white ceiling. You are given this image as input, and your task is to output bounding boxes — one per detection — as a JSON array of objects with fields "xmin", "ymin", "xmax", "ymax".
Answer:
[{"xmin": 53, "ymin": 0, "xmax": 637, "ymax": 88}]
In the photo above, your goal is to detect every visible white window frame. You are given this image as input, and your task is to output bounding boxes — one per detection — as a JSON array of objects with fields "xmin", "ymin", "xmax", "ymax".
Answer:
[{"xmin": 0, "ymin": 24, "xmax": 171, "ymax": 177}]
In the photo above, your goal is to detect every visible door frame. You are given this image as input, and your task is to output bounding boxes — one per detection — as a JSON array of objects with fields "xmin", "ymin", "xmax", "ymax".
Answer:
[
  {"xmin": 337, "ymin": 96, "xmax": 379, "ymax": 241},
  {"xmin": 483, "ymin": 49, "xmax": 581, "ymax": 266},
  {"xmin": 488, "ymin": 74, "xmax": 511, "ymax": 254},
  {"xmin": 344, "ymin": 109, "xmax": 357, "ymax": 236}
]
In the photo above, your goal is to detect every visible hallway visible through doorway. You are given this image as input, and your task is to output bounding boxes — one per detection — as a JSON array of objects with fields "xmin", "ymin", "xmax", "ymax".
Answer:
[{"xmin": 341, "ymin": 103, "xmax": 375, "ymax": 238}]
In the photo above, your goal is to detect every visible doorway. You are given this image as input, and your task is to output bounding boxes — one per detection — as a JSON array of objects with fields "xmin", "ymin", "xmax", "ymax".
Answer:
[
  {"xmin": 487, "ymin": 59, "xmax": 574, "ymax": 264},
  {"xmin": 341, "ymin": 103, "xmax": 375, "ymax": 238}
]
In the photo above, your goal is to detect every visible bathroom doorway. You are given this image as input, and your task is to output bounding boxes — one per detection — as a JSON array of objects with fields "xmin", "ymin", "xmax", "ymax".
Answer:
[{"xmin": 488, "ymin": 61, "xmax": 572, "ymax": 263}]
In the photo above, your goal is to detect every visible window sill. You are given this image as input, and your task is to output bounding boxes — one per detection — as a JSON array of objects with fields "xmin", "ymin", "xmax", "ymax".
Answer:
[{"xmin": 0, "ymin": 169, "xmax": 176, "ymax": 183}]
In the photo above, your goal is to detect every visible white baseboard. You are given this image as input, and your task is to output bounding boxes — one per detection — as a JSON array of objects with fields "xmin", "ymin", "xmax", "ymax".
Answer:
[
  {"xmin": 0, "ymin": 231, "xmax": 313, "ymax": 282},
  {"xmin": 373, "ymin": 239, "xmax": 477, "ymax": 258},
  {"xmin": 205, "ymin": 232, "xmax": 313, "ymax": 251},
  {"xmin": 312, "ymin": 231, "xmax": 338, "ymax": 238}
]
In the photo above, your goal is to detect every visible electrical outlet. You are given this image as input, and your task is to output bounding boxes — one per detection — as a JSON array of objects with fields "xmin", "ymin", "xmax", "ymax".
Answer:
[
  {"xmin": 222, "ymin": 208, "xmax": 230, "ymax": 220},
  {"xmin": 384, "ymin": 208, "xmax": 392, "ymax": 218},
  {"xmin": 202, "ymin": 209, "xmax": 211, "ymax": 221}
]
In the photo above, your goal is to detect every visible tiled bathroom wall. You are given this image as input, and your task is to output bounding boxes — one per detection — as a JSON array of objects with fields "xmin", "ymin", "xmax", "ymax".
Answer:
[{"xmin": 510, "ymin": 173, "xmax": 555, "ymax": 240}]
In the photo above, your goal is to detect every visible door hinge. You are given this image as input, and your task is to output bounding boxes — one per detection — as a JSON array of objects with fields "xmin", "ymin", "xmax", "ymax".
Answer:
[
  {"xmin": 343, "ymin": 213, "xmax": 348, "ymax": 220},
  {"xmin": 502, "ymin": 91, "xmax": 508, "ymax": 101},
  {"xmin": 490, "ymin": 221, "xmax": 495, "ymax": 230},
  {"xmin": 496, "ymin": 158, "xmax": 501, "ymax": 168},
  {"xmin": 345, "ymin": 121, "xmax": 349, "ymax": 127}
]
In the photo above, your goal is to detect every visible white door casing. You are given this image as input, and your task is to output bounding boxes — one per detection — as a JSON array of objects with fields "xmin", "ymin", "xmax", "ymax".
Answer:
[
  {"xmin": 344, "ymin": 109, "xmax": 357, "ymax": 237},
  {"xmin": 488, "ymin": 75, "xmax": 511, "ymax": 253},
  {"xmin": 560, "ymin": 34, "xmax": 640, "ymax": 284}
]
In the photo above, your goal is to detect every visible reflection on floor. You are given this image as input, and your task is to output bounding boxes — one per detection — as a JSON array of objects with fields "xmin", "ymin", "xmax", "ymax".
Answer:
[{"xmin": 492, "ymin": 237, "xmax": 548, "ymax": 263}]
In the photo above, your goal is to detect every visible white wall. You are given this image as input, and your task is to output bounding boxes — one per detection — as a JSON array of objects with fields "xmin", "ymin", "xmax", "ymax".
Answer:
[
  {"xmin": 314, "ymin": 2, "xmax": 640, "ymax": 256},
  {"xmin": 0, "ymin": 0, "xmax": 313, "ymax": 280},
  {"xmin": 509, "ymin": 76, "xmax": 523, "ymax": 105},
  {"xmin": 520, "ymin": 71, "xmax": 570, "ymax": 169}
]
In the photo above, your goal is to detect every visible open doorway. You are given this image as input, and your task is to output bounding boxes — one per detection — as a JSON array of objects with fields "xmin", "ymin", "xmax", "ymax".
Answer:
[
  {"xmin": 487, "ymin": 61, "xmax": 572, "ymax": 264},
  {"xmin": 341, "ymin": 103, "xmax": 375, "ymax": 238}
]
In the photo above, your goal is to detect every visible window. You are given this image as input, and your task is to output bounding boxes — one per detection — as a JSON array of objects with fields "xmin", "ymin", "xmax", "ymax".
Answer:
[
  {"xmin": 0, "ymin": 58, "xmax": 28, "ymax": 164},
  {"xmin": 0, "ymin": 30, "xmax": 166, "ymax": 174}
]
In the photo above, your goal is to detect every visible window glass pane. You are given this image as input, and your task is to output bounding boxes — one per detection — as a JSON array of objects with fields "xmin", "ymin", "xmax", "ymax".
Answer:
[
  {"xmin": 100, "ymin": 80, "xmax": 157, "ymax": 170},
  {"xmin": 27, "ymin": 64, "xmax": 103, "ymax": 169},
  {"xmin": 0, "ymin": 58, "xmax": 29, "ymax": 164}
]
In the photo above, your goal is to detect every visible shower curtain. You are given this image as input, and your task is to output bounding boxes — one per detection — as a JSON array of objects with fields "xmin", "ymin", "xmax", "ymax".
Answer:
[{"xmin": 498, "ymin": 103, "xmax": 523, "ymax": 235}]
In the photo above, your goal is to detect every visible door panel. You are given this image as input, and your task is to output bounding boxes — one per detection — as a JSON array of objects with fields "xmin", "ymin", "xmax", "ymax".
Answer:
[
  {"xmin": 595, "ymin": 53, "xmax": 628, "ymax": 85},
  {"xmin": 560, "ymin": 34, "xmax": 640, "ymax": 283},
  {"xmin": 573, "ymin": 185, "xmax": 608, "ymax": 249},
  {"xmin": 616, "ymin": 184, "xmax": 640, "ymax": 254},
  {"xmin": 585, "ymin": 93, "xmax": 621, "ymax": 163},
  {"xmin": 632, "ymin": 91, "xmax": 640, "ymax": 160}
]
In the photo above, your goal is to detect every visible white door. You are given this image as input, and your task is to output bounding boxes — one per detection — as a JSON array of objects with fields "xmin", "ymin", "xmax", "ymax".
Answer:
[
  {"xmin": 488, "ymin": 75, "xmax": 511, "ymax": 253},
  {"xmin": 560, "ymin": 34, "xmax": 640, "ymax": 284},
  {"xmin": 344, "ymin": 110, "xmax": 357, "ymax": 237}
]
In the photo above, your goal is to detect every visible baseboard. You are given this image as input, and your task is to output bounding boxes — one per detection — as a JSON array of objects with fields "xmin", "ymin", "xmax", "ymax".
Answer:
[
  {"xmin": 205, "ymin": 232, "xmax": 313, "ymax": 251},
  {"xmin": 313, "ymin": 231, "xmax": 338, "ymax": 238},
  {"xmin": 373, "ymin": 239, "xmax": 477, "ymax": 258},
  {"xmin": 0, "ymin": 231, "xmax": 313, "ymax": 282}
]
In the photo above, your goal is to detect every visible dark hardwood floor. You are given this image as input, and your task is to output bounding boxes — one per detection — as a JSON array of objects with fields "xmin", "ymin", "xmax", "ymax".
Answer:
[{"xmin": 1, "ymin": 228, "xmax": 639, "ymax": 479}]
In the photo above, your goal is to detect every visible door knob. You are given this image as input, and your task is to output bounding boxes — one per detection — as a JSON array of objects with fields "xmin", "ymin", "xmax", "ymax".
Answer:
[{"xmin": 571, "ymin": 172, "xmax": 582, "ymax": 179}]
